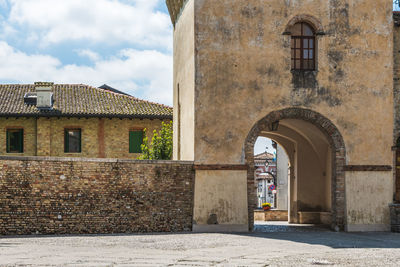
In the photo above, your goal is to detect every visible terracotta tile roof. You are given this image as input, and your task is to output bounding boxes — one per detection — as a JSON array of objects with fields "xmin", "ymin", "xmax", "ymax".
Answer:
[
  {"xmin": 0, "ymin": 84, "xmax": 172, "ymax": 119},
  {"xmin": 254, "ymin": 152, "xmax": 274, "ymax": 160}
]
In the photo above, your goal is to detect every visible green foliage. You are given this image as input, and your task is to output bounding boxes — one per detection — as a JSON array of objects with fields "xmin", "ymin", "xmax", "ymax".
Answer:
[{"xmin": 139, "ymin": 121, "xmax": 173, "ymax": 160}]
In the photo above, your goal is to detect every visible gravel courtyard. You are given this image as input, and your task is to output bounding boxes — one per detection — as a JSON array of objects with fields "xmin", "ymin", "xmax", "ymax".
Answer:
[{"xmin": 1, "ymin": 223, "xmax": 400, "ymax": 266}]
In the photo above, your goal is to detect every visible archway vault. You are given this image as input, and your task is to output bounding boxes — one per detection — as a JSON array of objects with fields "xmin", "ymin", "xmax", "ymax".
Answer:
[{"xmin": 244, "ymin": 108, "xmax": 346, "ymax": 231}]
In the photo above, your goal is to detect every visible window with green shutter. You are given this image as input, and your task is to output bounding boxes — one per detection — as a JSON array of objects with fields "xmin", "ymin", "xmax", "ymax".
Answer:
[
  {"xmin": 6, "ymin": 129, "xmax": 23, "ymax": 153},
  {"xmin": 64, "ymin": 129, "xmax": 81, "ymax": 153},
  {"xmin": 129, "ymin": 130, "xmax": 143, "ymax": 153}
]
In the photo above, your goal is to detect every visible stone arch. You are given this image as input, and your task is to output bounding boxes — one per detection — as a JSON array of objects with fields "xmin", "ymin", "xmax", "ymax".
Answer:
[
  {"xmin": 244, "ymin": 108, "xmax": 346, "ymax": 231},
  {"xmin": 283, "ymin": 14, "xmax": 325, "ymax": 35}
]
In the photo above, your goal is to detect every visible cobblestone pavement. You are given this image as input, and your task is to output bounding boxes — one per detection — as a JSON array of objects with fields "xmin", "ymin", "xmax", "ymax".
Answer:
[{"xmin": 0, "ymin": 222, "xmax": 400, "ymax": 266}]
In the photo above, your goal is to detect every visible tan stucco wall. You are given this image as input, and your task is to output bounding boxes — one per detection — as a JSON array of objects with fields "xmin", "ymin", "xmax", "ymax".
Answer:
[
  {"xmin": 190, "ymin": 0, "xmax": 393, "ymax": 166},
  {"xmin": 193, "ymin": 170, "xmax": 248, "ymax": 226},
  {"xmin": 172, "ymin": 0, "xmax": 395, "ymax": 231},
  {"xmin": 0, "ymin": 117, "xmax": 166, "ymax": 159},
  {"xmin": 173, "ymin": 0, "xmax": 195, "ymax": 160},
  {"xmin": 346, "ymin": 171, "xmax": 394, "ymax": 231}
]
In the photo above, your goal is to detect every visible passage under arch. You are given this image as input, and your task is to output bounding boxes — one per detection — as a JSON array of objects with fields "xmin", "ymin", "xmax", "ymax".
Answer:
[{"xmin": 244, "ymin": 108, "xmax": 346, "ymax": 231}]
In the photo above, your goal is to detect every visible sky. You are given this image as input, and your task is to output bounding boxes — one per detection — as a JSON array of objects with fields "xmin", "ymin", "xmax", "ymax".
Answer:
[
  {"xmin": 254, "ymin": 137, "xmax": 275, "ymax": 156},
  {"xmin": 0, "ymin": 1, "xmax": 398, "ymax": 117},
  {"xmin": 0, "ymin": 0, "xmax": 173, "ymax": 105}
]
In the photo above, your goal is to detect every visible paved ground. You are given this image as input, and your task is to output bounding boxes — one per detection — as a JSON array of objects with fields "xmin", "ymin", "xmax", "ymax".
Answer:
[{"xmin": 1, "ymin": 222, "xmax": 400, "ymax": 266}]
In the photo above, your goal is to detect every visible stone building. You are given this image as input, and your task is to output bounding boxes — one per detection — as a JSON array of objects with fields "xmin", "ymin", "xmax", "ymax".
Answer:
[
  {"xmin": 167, "ymin": 0, "xmax": 399, "ymax": 232},
  {"xmin": 0, "ymin": 82, "xmax": 172, "ymax": 159},
  {"xmin": 254, "ymin": 151, "xmax": 275, "ymax": 207}
]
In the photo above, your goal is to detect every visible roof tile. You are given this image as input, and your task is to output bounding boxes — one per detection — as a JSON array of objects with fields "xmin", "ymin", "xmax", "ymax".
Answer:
[{"xmin": 0, "ymin": 84, "xmax": 172, "ymax": 119}]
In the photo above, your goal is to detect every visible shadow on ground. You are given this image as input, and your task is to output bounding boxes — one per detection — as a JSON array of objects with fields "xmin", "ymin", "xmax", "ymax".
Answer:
[
  {"xmin": 238, "ymin": 221, "xmax": 400, "ymax": 249},
  {"xmin": 1, "ymin": 221, "xmax": 400, "ymax": 250}
]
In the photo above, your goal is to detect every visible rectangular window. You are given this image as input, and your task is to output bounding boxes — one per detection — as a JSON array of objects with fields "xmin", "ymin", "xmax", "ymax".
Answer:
[
  {"xmin": 64, "ymin": 129, "xmax": 81, "ymax": 153},
  {"xmin": 291, "ymin": 36, "xmax": 315, "ymax": 70},
  {"xmin": 129, "ymin": 130, "xmax": 143, "ymax": 153},
  {"xmin": 6, "ymin": 129, "xmax": 23, "ymax": 153}
]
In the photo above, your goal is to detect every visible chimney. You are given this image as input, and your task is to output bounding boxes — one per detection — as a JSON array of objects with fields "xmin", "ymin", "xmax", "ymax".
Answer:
[{"xmin": 35, "ymin": 82, "xmax": 54, "ymax": 110}]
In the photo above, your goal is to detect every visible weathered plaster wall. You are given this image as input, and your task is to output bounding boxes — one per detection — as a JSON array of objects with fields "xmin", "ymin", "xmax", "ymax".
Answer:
[
  {"xmin": 193, "ymin": 0, "xmax": 393, "ymax": 166},
  {"xmin": 0, "ymin": 117, "xmax": 165, "ymax": 159},
  {"xmin": 193, "ymin": 170, "xmax": 248, "ymax": 231},
  {"xmin": 173, "ymin": 0, "xmax": 195, "ymax": 160},
  {"xmin": 0, "ymin": 156, "xmax": 194, "ymax": 235},
  {"xmin": 276, "ymin": 144, "xmax": 289, "ymax": 210},
  {"xmin": 171, "ymin": 0, "xmax": 394, "ymax": 231},
  {"xmin": 345, "ymin": 171, "xmax": 394, "ymax": 231}
]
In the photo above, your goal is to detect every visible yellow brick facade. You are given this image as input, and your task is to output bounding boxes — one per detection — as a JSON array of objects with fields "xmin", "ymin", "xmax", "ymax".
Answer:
[
  {"xmin": 0, "ymin": 117, "xmax": 168, "ymax": 159},
  {"xmin": 0, "ymin": 118, "xmax": 37, "ymax": 156}
]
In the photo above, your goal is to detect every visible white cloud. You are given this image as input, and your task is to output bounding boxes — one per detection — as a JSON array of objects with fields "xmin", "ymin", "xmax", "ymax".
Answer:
[
  {"xmin": 0, "ymin": 41, "xmax": 173, "ymax": 105},
  {"xmin": 5, "ymin": 0, "xmax": 172, "ymax": 49},
  {"xmin": 76, "ymin": 49, "xmax": 101, "ymax": 61}
]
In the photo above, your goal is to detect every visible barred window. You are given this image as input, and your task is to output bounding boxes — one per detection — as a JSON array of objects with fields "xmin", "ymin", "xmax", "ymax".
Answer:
[{"xmin": 291, "ymin": 22, "xmax": 315, "ymax": 70}]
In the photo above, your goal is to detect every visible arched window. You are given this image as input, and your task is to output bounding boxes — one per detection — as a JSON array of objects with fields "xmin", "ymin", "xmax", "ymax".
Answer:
[{"xmin": 291, "ymin": 22, "xmax": 315, "ymax": 70}]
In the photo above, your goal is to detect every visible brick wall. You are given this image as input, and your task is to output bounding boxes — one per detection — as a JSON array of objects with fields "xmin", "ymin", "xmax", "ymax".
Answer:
[{"xmin": 0, "ymin": 156, "xmax": 194, "ymax": 235}]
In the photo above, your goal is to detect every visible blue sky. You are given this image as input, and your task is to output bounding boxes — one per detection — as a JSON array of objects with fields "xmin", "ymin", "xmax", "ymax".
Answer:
[
  {"xmin": 0, "ymin": 1, "xmax": 399, "ymax": 107},
  {"xmin": 0, "ymin": 0, "xmax": 173, "ymax": 105}
]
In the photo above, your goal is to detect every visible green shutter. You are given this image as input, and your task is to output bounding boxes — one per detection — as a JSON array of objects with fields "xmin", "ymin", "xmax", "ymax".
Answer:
[
  {"xmin": 129, "ymin": 131, "xmax": 143, "ymax": 153},
  {"xmin": 19, "ymin": 129, "xmax": 23, "ymax": 153},
  {"xmin": 77, "ymin": 130, "xmax": 81, "ymax": 153},
  {"xmin": 64, "ymin": 129, "xmax": 69, "ymax": 153},
  {"xmin": 6, "ymin": 129, "xmax": 23, "ymax": 153},
  {"xmin": 6, "ymin": 130, "xmax": 9, "ymax": 153}
]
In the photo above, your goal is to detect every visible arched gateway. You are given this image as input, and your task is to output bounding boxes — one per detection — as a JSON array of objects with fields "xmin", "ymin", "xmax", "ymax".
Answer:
[{"xmin": 244, "ymin": 108, "xmax": 346, "ymax": 231}]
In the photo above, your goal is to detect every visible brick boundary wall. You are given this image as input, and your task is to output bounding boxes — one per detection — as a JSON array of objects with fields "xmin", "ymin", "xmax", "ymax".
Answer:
[
  {"xmin": 244, "ymin": 108, "xmax": 346, "ymax": 231},
  {"xmin": 0, "ymin": 156, "xmax": 194, "ymax": 235}
]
